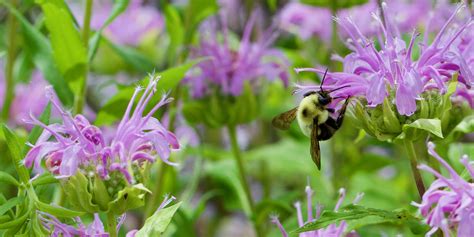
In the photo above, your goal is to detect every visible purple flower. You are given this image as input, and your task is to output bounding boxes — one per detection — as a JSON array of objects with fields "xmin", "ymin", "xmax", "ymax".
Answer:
[
  {"xmin": 24, "ymin": 76, "xmax": 180, "ymax": 184},
  {"xmin": 278, "ymin": 3, "xmax": 332, "ymax": 41},
  {"xmin": 71, "ymin": 0, "xmax": 164, "ymax": 46},
  {"xmin": 271, "ymin": 186, "xmax": 363, "ymax": 237},
  {"xmin": 412, "ymin": 142, "xmax": 474, "ymax": 237},
  {"xmin": 296, "ymin": 3, "xmax": 472, "ymax": 116},
  {"xmin": 186, "ymin": 13, "xmax": 289, "ymax": 98},
  {"xmin": 0, "ymin": 63, "xmax": 54, "ymax": 128}
]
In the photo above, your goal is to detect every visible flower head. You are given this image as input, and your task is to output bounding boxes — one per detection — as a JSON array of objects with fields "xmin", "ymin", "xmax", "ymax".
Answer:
[
  {"xmin": 186, "ymin": 13, "xmax": 289, "ymax": 98},
  {"xmin": 296, "ymin": 3, "xmax": 472, "ymax": 116},
  {"xmin": 0, "ymin": 64, "xmax": 55, "ymax": 128},
  {"xmin": 271, "ymin": 185, "xmax": 363, "ymax": 237},
  {"xmin": 412, "ymin": 142, "xmax": 474, "ymax": 237},
  {"xmin": 24, "ymin": 75, "xmax": 179, "ymax": 184},
  {"xmin": 278, "ymin": 3, "xmax": 332, "ymax": 41}
]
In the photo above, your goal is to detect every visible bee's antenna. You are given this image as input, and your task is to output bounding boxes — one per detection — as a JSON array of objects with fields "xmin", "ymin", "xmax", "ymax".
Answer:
[
  {"xmin": 320, "ymin": 68, "xmax": 329, "ymax": 92},
  {"xmin": 328, "ymin": 85, "xmax": 350, "ymax": 93}
]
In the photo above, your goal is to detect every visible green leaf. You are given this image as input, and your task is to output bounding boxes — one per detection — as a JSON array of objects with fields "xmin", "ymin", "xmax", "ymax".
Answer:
[
  {"xmin": 95, "ymin": 59, "xmax": 204, "ymax": 126},
  {"xmin": 31, "ymin": 172, "xmax": 58, "ymax": 186},
  {"xmin": 0, "ymin": 197, "xmax": 21, "ymax": 216},
  {"xmin": 300, "ymin": 0, "xmax": 369, "ymax": 9},
  {"xmin": 2, "ymin": 2, "xmax": 74, "ymax": 106},
  {"xmin": 108, "ymin": 183, "xmax": 151, "ymax": 215},
  {"xmin": 184, "ymin": 0, "xmax": 218, "ymax": 43},
  {"xmin": 164, "ymin": 5, "xmax": 184, "ymax": 64},
  {"xmin": 62, "ymin": 172, "xmax": 100, "ymax": 214},
  {"xmin": 14, "ymin": 52, "xmax": 34, "ymax": 83},
  {"xmin": 398, "ymin": 118, "xmax": 444, "ymax": 140},
  {"xmin": 92, "ymin": 176, "xmax": 110, "ymax": 211},
  {"xmin": 36, "ymin": 0, "xmax": 87, "ymax": 78},
  {"xmin": 292, "ymin": 204, "xmax": 423, "ymax": 234},
  {"xmin": 445, "ymin": 115, "xmax": 474, "ymax": 142},
  {"xmin": 0, "ymin": 171, "xmax": 20, "ymax": 187},
  {"xmin": 135, "ymin": 202, "xmax": 182, "ymax": 237},
  {"xmin": 22, "ymin": 103, "xmax": 51, "ymax": 156},
  {"xmin": 103, "ymin": 37, "xmax": 155, "ymax": 72},
  {"xmin": 0, "ymin": 210, "xmax": 28, "ymax": 229},
  {"xmin": 382, "ymin": 98, "xmax": 401, "ymax": 133},
  {"xmin": 1, "ymin": 124, "xmax": 30, "ymax": 184},
  {"xmin": 159, "ymin": 58, "xmax": 207, "ymax": 90},
  {"xmin": 36, "ymin": 201, "xmax": 85, "ymax": 218},
  {"xmin": 89, "ymin": 0, "xmax": 130, "ymax": 61}
]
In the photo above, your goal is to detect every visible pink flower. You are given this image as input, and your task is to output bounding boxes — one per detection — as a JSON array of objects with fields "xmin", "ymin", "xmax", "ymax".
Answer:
[
  {"xmin": 412, "ymin": 142, "xmax": 474, "ymax": 237},
  {"xmin": 24, "ymin": 76, "xmax": 179, "ymax": 184},
  {"xmin": 186, "ymin": 13, "xmax": 289, "ymax": 98},
  {"xmin": 296, "ymin": 3, "xmax": 472, "ymax": 116}
]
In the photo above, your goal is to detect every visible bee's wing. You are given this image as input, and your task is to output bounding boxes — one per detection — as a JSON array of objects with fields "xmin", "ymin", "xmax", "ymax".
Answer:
[
  {"xmin": 310, "ymin": 121, "xmax": 321, "ymax": 170},
  {"xmin": 272, "ymin": 107, "xmax": 298, "ymax": 130}
]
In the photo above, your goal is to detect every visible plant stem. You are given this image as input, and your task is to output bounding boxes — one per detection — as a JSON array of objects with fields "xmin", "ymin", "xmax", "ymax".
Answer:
[
  {"xmin": 404, "ymin": 139, "xmax": 426, "ymax": 199},
  {"xmin": 145, "ymin": 162, "xmax": 168, "ymax": 218},
  {"xmin": 107, "ymin": 212, "xmax": 118, "ymax": 237},
  {"xmin": 74, "ymin": 0, "xmax": 93, "ymax": 114},
  {"xmin": 227, "ymin": 125, "xmax": 263, "ymax": 237},
  {"xmin": 2, "ymin": 0, "xmax": 19, "ymax": 121}
]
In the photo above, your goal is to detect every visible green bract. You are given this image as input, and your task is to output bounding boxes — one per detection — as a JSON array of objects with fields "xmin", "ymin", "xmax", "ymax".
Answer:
[
  {"xmin": 351, "ymin": 78, "xmax": 473, "ymax": 143},
  {"xmin": 61, "ymin": 172, "xmax": 151, "ymax": 215},
  {"xmin": 183, "ymin": 83, "xmax": 259, "ymax": 128}
]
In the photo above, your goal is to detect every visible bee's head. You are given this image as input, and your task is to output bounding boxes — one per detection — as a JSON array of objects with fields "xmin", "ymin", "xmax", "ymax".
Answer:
[{"xmin": 317, "ymin": 91, "xmax": 332, "ymax": 106}]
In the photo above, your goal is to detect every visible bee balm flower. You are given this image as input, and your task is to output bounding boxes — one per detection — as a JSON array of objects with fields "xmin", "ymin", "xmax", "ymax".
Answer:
[
  {"xmin": 24, "ymin": 75, "xmax": 179, "ymax": 184},
  {"xmin": 296, "ymin": 3, "xmax": 472, "ymax": 116},
  {"xmin": 186, "ymin": 13, "xmax": 289, "ymax": 98},
  {"xmin": 412, "ymin": 142, "xmax": 474, "ymax": 237}
]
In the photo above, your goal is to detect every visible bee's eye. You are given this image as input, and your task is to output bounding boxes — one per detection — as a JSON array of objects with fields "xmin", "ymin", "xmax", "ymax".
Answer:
[{"xmin": 318, "ymin": 94, "xmax": 331, "ymax": 105}]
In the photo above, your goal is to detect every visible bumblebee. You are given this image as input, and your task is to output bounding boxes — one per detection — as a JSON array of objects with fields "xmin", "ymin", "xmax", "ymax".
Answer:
[{"xmin": 272, "ymin": 70, "xmax": 350, "ymax": 170}]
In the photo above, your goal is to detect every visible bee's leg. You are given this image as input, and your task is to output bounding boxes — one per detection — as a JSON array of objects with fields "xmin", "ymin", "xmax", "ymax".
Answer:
[{"xmin": 335, "ymin": 97, "xmax": 351, "ymax": 128}]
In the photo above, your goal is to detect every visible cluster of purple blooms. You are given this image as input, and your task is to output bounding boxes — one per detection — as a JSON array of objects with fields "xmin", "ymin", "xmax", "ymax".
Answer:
[
  {"xmin": 295, "ymin": 3, "xmax": 473, "ymax": 116},
  {"xmin": 413, "ymin": 142, "xmax": 474, "ymax": 236},
  {"xmin": 271, "ymin": 186, "xmax": 363, "ymax": 237},
  {"xmin": 186, "ymin": 13, "xmax": 289, "ymax": 98},
  {"xmin": 24, "ymin": 76, "xmax": 179, "ymax": 184}
]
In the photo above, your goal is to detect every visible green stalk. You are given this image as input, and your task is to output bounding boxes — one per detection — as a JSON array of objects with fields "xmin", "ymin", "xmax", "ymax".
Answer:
[
  {"xmin": 74, "ymin": 0, "xmax": 93, "ymax": 114},
  {"xmin": 404, "ymin": 139, "xmax": 426, "ymax": 199},
  {"xmin": 2, "ymin": 0, "xmax": 19, "ymax": 121},
  {"xmin": 145, "ymin": 161, "xmax": 168, "ymax": 218},
  {"xmin": 227, "ymin": 125, "xmax": 263, "ymax": 237},
  {"xmin": 107, "ymin": 212, "xmax": 118, "ymax": 237}
]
